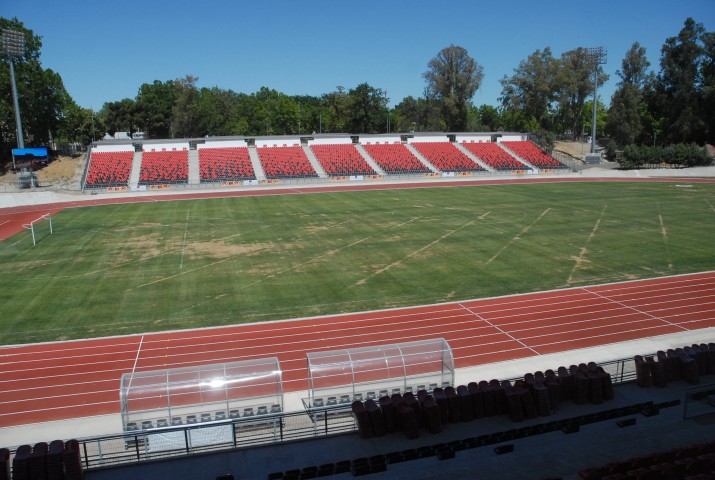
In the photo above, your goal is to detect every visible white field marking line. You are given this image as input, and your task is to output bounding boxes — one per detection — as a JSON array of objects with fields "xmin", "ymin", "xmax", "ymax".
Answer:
[
  {"xmin": 225, "ymin": 216, "xmax": 420, "ymax": 293},
  {"xmin": 565, "ymin": 205, "xmax": 606, "ymax": 286},
  {"xmin": 129, "ymin": 246, "xmax": 269, "ymax": 290},
  {"xmin": 458, "ymin": 303, "xmax": 540, "ymax": 355},
  {"xmin": 179, "ymin": 209, "xmax": 190, "ymax": 269},
  {"xmin": 80, "ymin": 249, "xmax": 178, "ymax": 277},
  {"xmin": 0, "ymin": 220, "xmax": 9, "ymax": 227},
  {"xmin": 583, "ymin": 286, "xmax": 689, "ymax": 332},
  {"xmin": 206, "ymin": 235, "xmax": 376, "ymax": 296},
  {"xmin": 353, "ymin": 218, "xmax": 478, "ymax": 286},
  {"xmin": 486, "ymin": 208, "xmax": 551, "ymax": 265},
  {"xmin": 658, "ymin": 204, "xmax": 673, "ymax": 269},
  {"xmin": 706, "ymin": 199, "xmax": 715, "ymax": 213}
]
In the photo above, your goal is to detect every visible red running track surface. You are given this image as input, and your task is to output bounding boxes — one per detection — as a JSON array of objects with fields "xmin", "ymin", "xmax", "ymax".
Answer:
[{"xmin": 1, "ymin": 271, "xmax": 713, "ymax": 428}]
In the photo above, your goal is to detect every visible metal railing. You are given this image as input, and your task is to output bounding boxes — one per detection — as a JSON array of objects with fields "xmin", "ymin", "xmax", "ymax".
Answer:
[
  {"xmin": 75, "ymin": 405, "xmax": 356, "ymax": 470},
  {"xmin": 2, "ymin": 353, "xmax": 645, "ymax": 473}
]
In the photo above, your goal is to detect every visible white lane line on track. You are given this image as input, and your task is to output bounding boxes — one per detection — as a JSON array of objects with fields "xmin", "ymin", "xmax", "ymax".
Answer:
[
  {"xmin": 582, "ymin": 287, "xmax": 690, "ymax": 332},
  {"xmin": 125, "ymin": 335, "xmax": 144, "ymax": 392},
  {"xmin": 458, "ymin": 303, "xmax": 540, "ymax": 356}
]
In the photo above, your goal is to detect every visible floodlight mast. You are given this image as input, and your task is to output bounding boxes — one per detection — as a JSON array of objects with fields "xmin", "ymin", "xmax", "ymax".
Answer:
[
  {"xmin": 583, "ymin": 46, "xmax": 607, "ymax": 154},
  {"xmin": 2, "ymin": 29, "xmax": 26, "ymax": 151}
]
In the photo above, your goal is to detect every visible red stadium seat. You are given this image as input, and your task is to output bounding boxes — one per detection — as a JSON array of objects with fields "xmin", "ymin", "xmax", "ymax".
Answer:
[
  {"xmin": 198, "ymin": 147, "xmax": 256, "ymax": 182},
  {"xmin": 85, "ymin": 150, "xmax": 134, "ymax": 187},
  {"xmin": 257, "ymin": 145, "xmax": 318, "ymax": 179},
  {"xmin": 411, "ymin": 142, "xmax": 485, "ymax": 173},
  {"xmin": 500, "ymin": 141, "xmax": 565, "ymax": 169},
  {"xmin": 310, "ymin": 144, "xmax": 376, "ymax": 176},
  {"xmin": 139, "ymin": 150, "xmax": 189, "ymax": 185},
  {"xmin": 362, "ymin": 143, "xmax": 429, "ymax": 174},
  {"xmin": 460, "ymin": 142, "xmax": 526, "ymax": 170}
]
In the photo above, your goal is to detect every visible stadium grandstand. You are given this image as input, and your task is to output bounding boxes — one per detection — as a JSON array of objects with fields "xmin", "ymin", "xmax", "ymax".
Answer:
[{"xmin": 79, "ymin": 132, "xmax": 568, "ymax": 190}]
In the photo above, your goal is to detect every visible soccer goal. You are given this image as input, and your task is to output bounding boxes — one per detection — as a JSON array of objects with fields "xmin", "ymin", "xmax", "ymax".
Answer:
[{"xmin": 23, "ymin": 213, "xmax": 54, "ymax": 246}]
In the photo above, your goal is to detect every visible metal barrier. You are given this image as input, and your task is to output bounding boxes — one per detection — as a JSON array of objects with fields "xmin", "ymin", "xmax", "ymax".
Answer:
[
  {"xmin": 2, "ymin": 354, "xmax": 644, "ymax": 472},
  {"xmin": 77, "ymin": 405, "xmax": 355, "ymax": 470}
]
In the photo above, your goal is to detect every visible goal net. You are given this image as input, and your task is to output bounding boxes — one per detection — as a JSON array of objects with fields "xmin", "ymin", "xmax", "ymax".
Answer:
[{"xmin": 23, "ymin": 213, "xmax": 54, "ymax": 246}]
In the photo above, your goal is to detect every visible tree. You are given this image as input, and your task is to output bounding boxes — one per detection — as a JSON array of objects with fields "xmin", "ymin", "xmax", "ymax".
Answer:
[
  {"xmin": 556, "ymin": 48, "xmax": 608, "ymax": 141},
  {"xmin": 656, "ymin": 18, "xmax": 707, "ymax": 143},
  {"xmin": 101, "ymin": 98, "xmax": 137, "ymax": 136},
  {"xmin": 499, "ymin": 47, "xmax": 559, "ymax": 131},
  {"xmin": 345, "ymin": 82, "xmax": 388, "ymax": 134},
  {"xmin": 321, "ymin": 87, "xmax": 349, "ymax": 133},
  {"xmin": 393, "ymin": 94, "xmax": 443, "ymax": 132},
  {"xmin": 477, "ymin": 104, "xmax": 501, "ymax": 131},
  {"xmin": 197, "ymin": 86, "xmax": 240, "ymax": 136},
  {"xmin": 582, "ymin": 99, "xmax": 608, "ymax": 141},
  {"xmin": 423, "ymin": 45, "xmax": 484, "ymax": 131},
  {"xmin": 606, "ymin": 42, "xmax": 652, "ymax": 146},
  {"xmin": 135, "ymin": 80, "xmax": 176, "ymax": 139},
  {"xmin": 172, "ymin": 75, "xmax": 200, "ymax": 138},
  {"xmin": 701, "ymin": 31, "xmax": 715, "ymax": 144}
]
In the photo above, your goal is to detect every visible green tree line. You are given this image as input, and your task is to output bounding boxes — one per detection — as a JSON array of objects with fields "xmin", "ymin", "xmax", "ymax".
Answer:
[{"xmin": 1, "ymin": 16, "xmax": 713, "ymax": 171}]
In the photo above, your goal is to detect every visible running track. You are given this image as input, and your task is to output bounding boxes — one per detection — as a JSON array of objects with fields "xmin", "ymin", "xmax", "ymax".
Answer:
[
  {"xmin": 1, "ymin": 271, "xmax": 714, "ymax": 428},
  {"xmin": 1, "ymin": 177, "xmax": 715, "ymax": 428}
]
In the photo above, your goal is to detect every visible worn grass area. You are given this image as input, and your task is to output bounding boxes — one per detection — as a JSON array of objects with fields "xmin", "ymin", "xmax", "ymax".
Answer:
[{"xmin": 1, "ymin": 181, "xmax": 714, "ymax": 345}]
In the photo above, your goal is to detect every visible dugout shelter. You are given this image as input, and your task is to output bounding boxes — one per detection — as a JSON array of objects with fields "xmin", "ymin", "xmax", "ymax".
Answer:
[
  {"xmin": 306, "ymin": 338, "xmax": 454, "ymax": 408},
  {"xmin": 120, "ymin": 357, "xmax": 283, "ymax": 432}
]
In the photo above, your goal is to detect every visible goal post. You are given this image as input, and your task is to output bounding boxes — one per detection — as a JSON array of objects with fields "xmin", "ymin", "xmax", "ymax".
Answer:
[{"xmin": 22, "ymin": 213, "xmax": 53, "ymax": 246}]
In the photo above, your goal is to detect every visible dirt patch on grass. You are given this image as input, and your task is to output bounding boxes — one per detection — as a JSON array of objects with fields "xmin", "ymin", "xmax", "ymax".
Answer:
[
  {"xmin": 110, "ymin": 233, "xmax": 166, "ymax": 265},
  {"xmin": 187, "ymin": 241, "xmax": 271, "ymax": 259}
]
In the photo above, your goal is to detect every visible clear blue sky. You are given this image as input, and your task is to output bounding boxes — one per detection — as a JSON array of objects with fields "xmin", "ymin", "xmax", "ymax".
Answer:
[{"xmin": 2, "ymin": 0, "xmax": 714, "ymax": 110}]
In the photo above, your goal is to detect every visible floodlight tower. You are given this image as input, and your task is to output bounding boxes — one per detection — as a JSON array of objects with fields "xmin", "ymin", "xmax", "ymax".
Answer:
[
  {"xmin": 1, "ymin": 29, "xmax": 26, "ymax": 150},
  {"xmin": 584, "ymin": 46, "xmax": 607, "ymax": 155}
]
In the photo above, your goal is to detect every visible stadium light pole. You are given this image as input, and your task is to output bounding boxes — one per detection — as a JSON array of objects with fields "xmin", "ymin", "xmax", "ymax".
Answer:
[
  {"xmin": 583, "ymin": 47, "xmax": 607, "ymax": 154},
  {"xmin": 2, "ymin": 29, "xmax": 26, "ymax": 152}
]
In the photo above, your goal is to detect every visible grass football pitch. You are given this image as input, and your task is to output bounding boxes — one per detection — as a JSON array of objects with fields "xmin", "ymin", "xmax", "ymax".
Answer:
[{"xmin": 1, "ymin": 181, "xmax": 714, "ymax": 345}]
